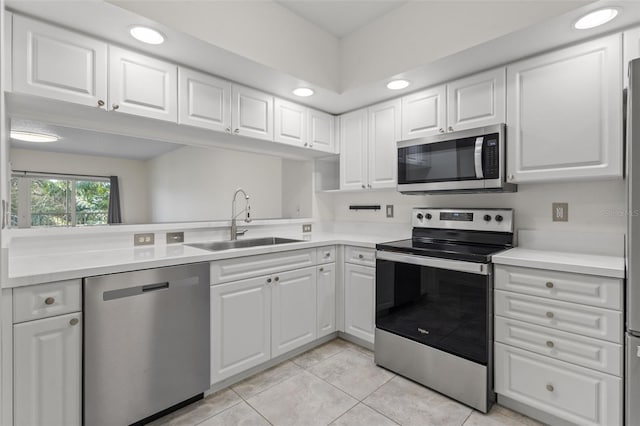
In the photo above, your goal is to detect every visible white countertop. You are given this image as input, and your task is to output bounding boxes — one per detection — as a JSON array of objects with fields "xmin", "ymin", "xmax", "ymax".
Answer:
[
  {"xmin": 4, "ymin": 232, "xmax": 398, "ymax": 288},
  {"xmin": 492, "ymin": 247, "xmax": 625, "ymax": 278}
]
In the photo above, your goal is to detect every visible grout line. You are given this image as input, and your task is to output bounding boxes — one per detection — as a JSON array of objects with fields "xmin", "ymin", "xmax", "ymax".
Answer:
[
  {"xmin": 360, "ymin": 400, "xmax": 402, "ymax": 426},
  {"xmin": 231, "ymin": 362, "xmax": 304, "ymax": 401},
  {"xmin": 191, "ymin": 397, "xmax": 245, "ymax": 426},
  {"xmin": 243, "ymin": 398, "xmax": 275, "ymax": 426},
  {"xmin": 461, "ymin": 410, "xmax": 474, "ymax": 425}
]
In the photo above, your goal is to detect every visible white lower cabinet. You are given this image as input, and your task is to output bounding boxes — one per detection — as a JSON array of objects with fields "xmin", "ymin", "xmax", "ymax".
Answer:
[
  {"xmin": 271, "ymin": 267, "xmax": 317, "ymax": 357},
  {"xmin": 495, "ymin": 343, "xmax": 621, "ymax": 426},
  {"xmin": 210, "ymin": 275, "xmax": 271, "ymax": 383},
  {"xmin": 317, "ymin": 263, "xmax": 336, "ymax": 338},
  {"xmin": 344, "ymin": 263, "xmax": 375, "ymax": 344},
  {"xmin": 14, "ymin": 312, "xmax": 82, "ymax": 426}
]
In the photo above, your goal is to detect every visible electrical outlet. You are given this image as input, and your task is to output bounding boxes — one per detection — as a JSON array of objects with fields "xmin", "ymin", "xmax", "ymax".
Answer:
[
  {"xmin": 302, "ymin": 224, "xmax": 312, "ymax": 233},
  {"xmin": 166, "ymin": 232, "xmax": 184, "ymax": 244},
  {"xmin": 552, "ymin": 202, "xmax": 569, "ymax": 222},
  {"xmin": 134, "ymin": 233, "xmax": 155, "ymax": 246},
  {"xmin": 386, "ymin": 205, "xmax": 394, "ymax": 218}
]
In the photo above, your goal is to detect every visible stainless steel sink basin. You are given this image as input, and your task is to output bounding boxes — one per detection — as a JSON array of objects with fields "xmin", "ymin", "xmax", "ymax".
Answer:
[{"xmin": 187, "ymin": 237, "xmax": 303, "ymax": 252}]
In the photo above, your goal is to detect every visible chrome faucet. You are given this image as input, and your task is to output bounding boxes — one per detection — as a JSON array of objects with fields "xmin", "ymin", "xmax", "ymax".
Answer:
[{"xmin": 231, "ymin": 188, "xmax": 251, "ymax": 240}]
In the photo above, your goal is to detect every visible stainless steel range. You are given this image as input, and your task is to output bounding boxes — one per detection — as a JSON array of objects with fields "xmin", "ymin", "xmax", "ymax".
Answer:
[{"xmin": 375, "ymin": 208, "xmax": 514, "ymax": 413}]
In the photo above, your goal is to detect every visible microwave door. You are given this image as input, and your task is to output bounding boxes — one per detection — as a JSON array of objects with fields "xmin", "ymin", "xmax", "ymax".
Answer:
[{"xmin": 474, "ymin": 137, "xmax": 484, "ymax": 179}]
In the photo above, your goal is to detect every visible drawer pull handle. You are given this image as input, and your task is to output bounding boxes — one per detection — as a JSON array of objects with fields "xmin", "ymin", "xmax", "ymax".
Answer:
[
  {"xmin": 546, "ymin": 384, "xmax": 554, "ymax": 392},
  {"xmin": 546, "ymin": 281, "xmax": 554, "ymax": 289},
  {"xmin": 274, "ymin": 276, "xmax": 280, "ymax": 282},
  {"xmin": 69, "ymin": 318, "xmax": 79, "ymax": 326},
  {"xmin": 358, "ymin": 254, "xmax": 364, "ymax": 259},
  {"xmin": 44, "ymin": 297, "xmax": 55, "ymax": 305},
  {"xmin": 546, "ymin": 312, "xmax": 554, "ymax": 319},
  {"xmin": 267, "ymin": 278, "xmax": 272, "ymax": 283},
  {"xmin": 319, "ymin": 267, "xmax": 324, "ymax": 272},
  {"xmin": 325, "ymin": 252, "xmax": 331, "ymax": 257},
  {"xmin": 546, "ymin": 341, "xmax": 554, "ymax": 348}
]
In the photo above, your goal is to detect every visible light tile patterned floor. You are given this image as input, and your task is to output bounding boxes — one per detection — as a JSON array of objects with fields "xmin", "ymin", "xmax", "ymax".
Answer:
[{"xmin": 150, "ymin": 338, "xmax": 545, "ymax": 426}]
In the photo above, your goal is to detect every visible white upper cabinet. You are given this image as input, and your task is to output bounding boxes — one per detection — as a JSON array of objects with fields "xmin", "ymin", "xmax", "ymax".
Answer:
[
  {"xmin": 624, "ymin": 26, "xmax": 640, "ymax": 87},
  {"xmin": 446, "ymin": 67, "xmax": 506, "ymax": 132},
  {"xmin": 308, "ymin": 108, "xmax": 336, "ymax": 153},
  {"xmin": 368, "ymin": 99, "xmax": 401, "ymax": 189},
  {"xmin": 274, "ymin": 98, "xmax": 307, "ymax": 147},
  {"xmin": 271, "ymin": 267, "xmax": 317, "ymax": 357},
  {"xmin": 339, "ymin": 108, "xmax": 369, "ymax": 190},
  {"xmin": 109, "ymin": 46, "xmax": 178, "ymax": 122},
  {"xmin": 401, "ymin": 85, "xmax": 446, "ymax": 139},
  {"xmin": 232, "ymin": 85, "xmax": 274, "ymax": 141},
  {"xmin": 178, "ymin": 67, "xmax": 231, "ymax": 132},
  {"xmin": 506, "ymin": 34, "xmax": 623, "ymax": 183},
  {"xmin": 12, "ymin": 15, "xmax": 107, "ymax": 108}
]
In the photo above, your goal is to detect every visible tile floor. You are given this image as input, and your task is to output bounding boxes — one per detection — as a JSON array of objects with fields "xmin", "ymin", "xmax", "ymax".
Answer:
[{"xmin": 150, "ymin": 338, "xmax": 544, "ymax": 426}]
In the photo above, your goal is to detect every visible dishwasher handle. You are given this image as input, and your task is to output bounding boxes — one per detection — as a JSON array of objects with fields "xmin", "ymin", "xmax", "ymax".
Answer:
[{"xmin": 142, "ymin": 282, "xmax": 169, "ymax": 292}]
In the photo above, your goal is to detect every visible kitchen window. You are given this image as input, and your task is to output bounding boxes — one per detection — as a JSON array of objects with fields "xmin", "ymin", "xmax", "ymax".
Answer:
[{"xmin": 11, "ymin": 172, "xmax": 112, "ymax": 228}]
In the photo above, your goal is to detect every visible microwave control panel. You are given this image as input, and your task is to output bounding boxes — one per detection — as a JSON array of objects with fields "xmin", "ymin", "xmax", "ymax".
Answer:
[{"xmin": 483, "ymin": 134, "xmax": 500, "ymax": 179}]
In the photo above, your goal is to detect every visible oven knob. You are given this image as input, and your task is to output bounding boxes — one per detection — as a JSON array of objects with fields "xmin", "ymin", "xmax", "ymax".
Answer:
[
  {"xmin": 426, "ymin": 213, "xmax": 432, "ymax": 220},
  {"xmin": 483, "ymin": 214, "xmax": 492, "ymax": 222},
  {"xmin": 416, "ymin": 213, "xmax": 424, "ymax": 220},
  {"xmin": 495, "ymin": 215, "xmax": 504, "ymax": 222}
]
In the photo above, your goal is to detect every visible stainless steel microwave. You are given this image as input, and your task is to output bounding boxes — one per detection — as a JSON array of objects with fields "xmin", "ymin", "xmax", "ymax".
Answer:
[{"xmin": 397, "ymin": 124, "xmax": 516, "ymax": 194}]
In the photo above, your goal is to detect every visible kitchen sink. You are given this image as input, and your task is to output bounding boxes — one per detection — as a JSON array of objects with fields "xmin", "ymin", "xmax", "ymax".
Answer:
[{"xmin": 186, "ymin": 237, "xmax": 303, "ymax": 252}]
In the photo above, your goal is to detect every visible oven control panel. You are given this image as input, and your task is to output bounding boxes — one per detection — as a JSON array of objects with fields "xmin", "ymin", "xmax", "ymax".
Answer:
[{"xmin": 412, "ymin": 208, "xmax": 513, "ymax": 233}]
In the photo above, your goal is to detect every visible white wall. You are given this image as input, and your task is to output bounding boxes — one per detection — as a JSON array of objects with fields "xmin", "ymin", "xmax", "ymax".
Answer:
[
  {"xmin": 148, "ymin": 145, "xmax": 284, "ymax": 222},
  {"xmin": 282, "ymin": 159, "xmax": 313, "ymax": 219},
  {"xmin": 110, "ymin": 0, "xmax": 341, "ymax": 91},
  {"xmin": 9, "ymin": 148, "xmax": 151, "ymax": 224},
  {"xmin": 327, "ymin": 180, "xmax": 626, "ymax": 234},
  {"xmin": 339, "ymin": 1, "xmax": 589, "ymax": 90}
]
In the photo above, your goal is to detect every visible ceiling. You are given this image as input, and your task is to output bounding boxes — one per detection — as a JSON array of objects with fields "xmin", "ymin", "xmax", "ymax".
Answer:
[
  {"xmin": 9, "ymin": 119, "xmax": 182, "ymax": 161},
  {"xmin": 275, "ymin": 0, "xmax": 407, "ymax": 38}
]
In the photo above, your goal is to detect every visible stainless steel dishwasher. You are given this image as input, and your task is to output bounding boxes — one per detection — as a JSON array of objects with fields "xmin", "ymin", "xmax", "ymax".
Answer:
[{"xmin": 84, "ymin": 263, "xmax": 210, "ymax": 426}]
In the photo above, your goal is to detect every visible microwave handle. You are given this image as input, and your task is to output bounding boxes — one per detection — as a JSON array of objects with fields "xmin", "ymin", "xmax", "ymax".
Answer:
[{"xmin": 474, "ymin": 137, "xmax": 484, "ymax": 179}]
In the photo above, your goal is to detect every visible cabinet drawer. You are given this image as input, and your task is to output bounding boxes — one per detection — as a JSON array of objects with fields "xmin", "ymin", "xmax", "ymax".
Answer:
[
  {"xmin": 495, "ymin": 316, "xmax": 622, "ymax": 376},
  {"xmin": 14, "ymin": 280, "xmax": 82, "ymax": 323},
  {"xmin": 211, "ymin": 249, "xmax": 316, "ymax": 285},
  {"xmin": 316, "ymin": 246, "xmax": 336, "ymax": 264},
  {"xmin": 495, "ymin": 290, "xmax": 622, "ymax": 343},
  {"xmin": 495, "ymin": 343, "xmax": 622, "ymax": 426},
  {"xmin": 495, "ymin": 265, "xmax": 622, "ymax": 310},
  {"xmin": 345, "ymin": 246, "xmax": 375, "ymax": 267}
]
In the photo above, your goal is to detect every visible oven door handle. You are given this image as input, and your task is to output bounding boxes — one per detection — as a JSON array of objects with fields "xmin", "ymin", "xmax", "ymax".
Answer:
[
  {"xmin": 376, "ymin": 250, "xmax": 489, "ymax": 275},
  {"xmin": 474, "ymin": 137, "xmax": 484, "ymax": 179}
]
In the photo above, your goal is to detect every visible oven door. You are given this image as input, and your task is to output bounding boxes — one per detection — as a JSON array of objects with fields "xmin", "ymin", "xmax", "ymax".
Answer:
[{"xmin": 375, "ymin": 251, "xmax": 491, "ymax": 365}]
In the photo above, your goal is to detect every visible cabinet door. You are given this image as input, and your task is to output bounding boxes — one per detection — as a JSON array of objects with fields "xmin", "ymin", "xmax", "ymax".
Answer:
[
  {"xmin": 109, "ymin": 46, "xmax": 178, "ymax": 122},
  {"xmin": 506, "ymin": 34, "xmax": 622, "ymax": 183},
  {"xmin": 178, "ymin": 67, "xmax": 231, "ymax": 132},
  {"xmin": 317, "ymin": 263, "xmax": 336, "ymax": 338},
  {"xmin": 274, "ymin": 98, "xmax": 307, "ymax": 147},
  {"xmin": 368, "ymin": 99, "xmax": 401, "ymax": 189},
  {"xmin": 447, "ymin": 67, "xmax": 505, "ymax": 132},
  {"xmin": 271, "ymin": 267, "xmax": 317, "ymax": 357},
  {"xmin": 339, "ymin": 109, "xmax": 368, "ymax": 190},
  {"xmin": 14, "ymin": 313, "xmax": 82, "ymax": 426},
  {"xmin": 308, "ymin": 109, "xmax": 336, "ymax": 153},
  {"xmin": 344, "ymin": 263, "xmax": 375, "ymax": 344},
  {"xmin": 232, "ymin": 85, "xmax": 274, "ymax": 141},
  {"xmin": 12, "ymin": 15, "xmax": 107, "ymax": 108},
  {"xmin": 401, "ymin": 85, "xmax": 446, "ymax": 139},
  {"xmin": 211, "ymin": 276, "xmax": 271, "ymax": 383},
  {"xmin": 624, "ymin": 26, "xmax": 640, "ymax": 88}
]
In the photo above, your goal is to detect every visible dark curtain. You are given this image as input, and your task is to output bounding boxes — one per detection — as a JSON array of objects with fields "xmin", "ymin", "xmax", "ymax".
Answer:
[{"xmin": 107, "ymin": 176, "xmax": 122, "ymax": 224}]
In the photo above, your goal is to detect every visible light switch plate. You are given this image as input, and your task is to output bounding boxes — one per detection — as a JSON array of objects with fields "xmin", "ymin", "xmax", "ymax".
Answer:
[
  {"xmin": 552, "ymin": 202, "xmax": 569, "ymax": 222},
  {"xmin": 386, "ymin": 205, "xmax": 394, "ymax": 218},
  {"xmin": 302, "ymin": 224, "xmax": 312, "ymax": 233},
  {"xmin": 134, "ymin": 233, "xmax": 155, "ymax": 246}
]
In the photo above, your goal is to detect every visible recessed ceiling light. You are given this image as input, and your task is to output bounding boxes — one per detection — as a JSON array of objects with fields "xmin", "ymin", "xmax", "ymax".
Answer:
[
  {"xmin": 293, "ymin": 88, "xmax": 314, "ymax": 97},
  {"xmin": 387, "ymin": 80, "xmax": 410, "ymax": 90},
  {"xmin": 574, "ymin": 8, "xmax": 618, "ymax": 30},
  {"xmin": 129, "ymin": 26, "xmax": 165, "ymax": 45},
  {"xmin": 10, "ymin": 130, "xmax": 59, "ymax": 143}
]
